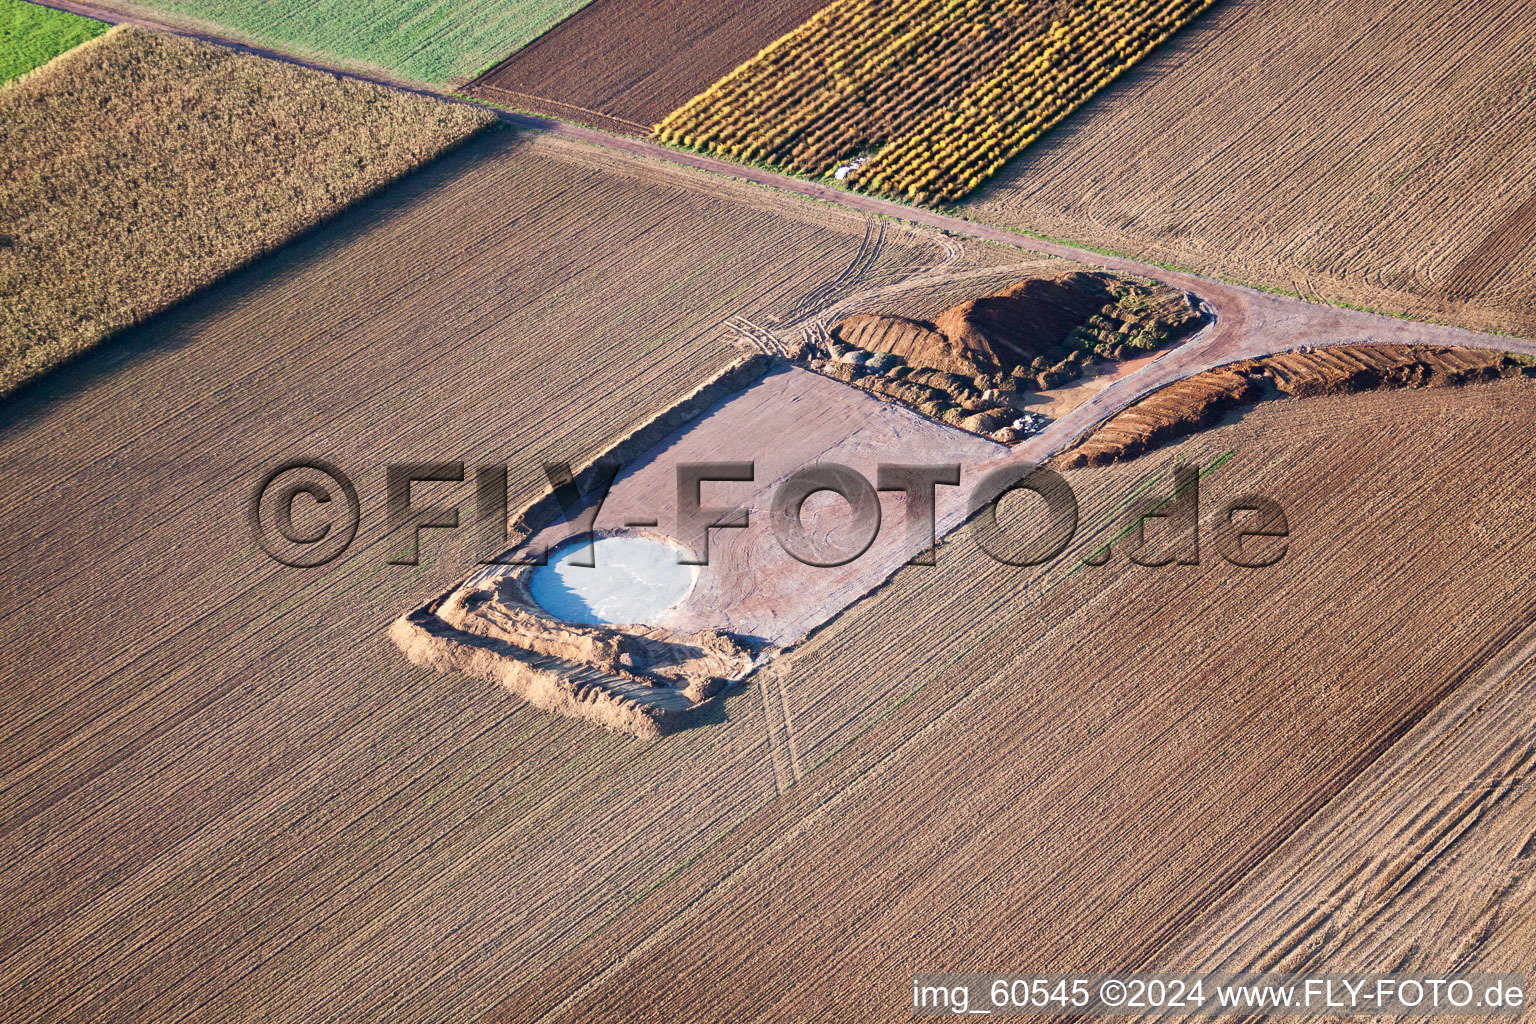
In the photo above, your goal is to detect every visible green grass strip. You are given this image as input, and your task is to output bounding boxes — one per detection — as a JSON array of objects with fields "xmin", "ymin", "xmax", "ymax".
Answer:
[{"xmin": 0, "ymin": 0, "xmax": 108, "ymax": 85}]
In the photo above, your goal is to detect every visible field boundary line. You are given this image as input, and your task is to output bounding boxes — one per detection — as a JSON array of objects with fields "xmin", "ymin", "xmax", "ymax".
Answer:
[
  {"xmin": 463, "ymin": 84, "xmax": 649, "ymax": 136},
  {"xmin": 775, "ymin": 669, "xmax": 802, "ymax": 783},
  {"xmin": 1439, "ymin": 191, "xmax": 1536, "ymax": 303}
]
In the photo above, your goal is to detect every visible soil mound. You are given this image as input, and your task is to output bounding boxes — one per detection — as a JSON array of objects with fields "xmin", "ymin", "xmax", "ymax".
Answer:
[
  {"xmin": 1059, "ymin": 369, "xmax": 1261, "ymax": 469},
  {"xmin": 931, "ymin": 275, "xmax": 1114, "ymax": 373},
  {"xmin": 1058, "ymin": 345, "xmax": 1534, "ymax": 468},
  {"xmin": 835, "ymin": 313, "xmax": 967, "ymax": 373},
  {"xmin": 834, "ymin": 271, "xmax": 1183, "ymax": 377},
  {"xmin": 1258, "ymin": 344, "xmax": 1510, "ymax": 397},
  {"xmin": 808, "ymin": 269, "xmax": 1205, "ymax": 443}
]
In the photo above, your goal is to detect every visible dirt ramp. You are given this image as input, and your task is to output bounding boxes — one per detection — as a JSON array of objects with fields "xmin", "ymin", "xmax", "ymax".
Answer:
[
  {"xmin": 834, "ymin": 313, "xmax": 962, "ymax": 372},
  {"xmin": 1059, "ymin": 369, "xmax": 1261, "ymax": 469},
  {"xmin": 1259, "ymin": 344, "xmax": 1514, "ymax": 397}
]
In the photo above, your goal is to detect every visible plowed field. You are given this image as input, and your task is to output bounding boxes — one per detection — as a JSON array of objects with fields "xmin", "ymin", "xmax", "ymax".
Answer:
[
  {"xmin": 0, "ymin": 128, "xmax": 965, "ymax": 1021},
  {"xmin": 962, "ymin": 0, "xmax": 1536, "ymax": 337},
  {"xmin": 1150, "ymin": 612, "xmax": 1536, "ymax": 1000},
  {"xmin": 6, "ymin": 242, "xmax": 1536, "ymax": 1024},
  {"xmin": 493, "ymin": 378, "xmax": 1536, "ymax": 1019},
  {"xmin": 467, "ymin": 0, "xmax": 827, "ymax": 133}
]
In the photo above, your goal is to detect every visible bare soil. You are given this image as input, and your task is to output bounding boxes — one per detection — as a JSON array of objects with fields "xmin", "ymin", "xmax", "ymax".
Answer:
[
  {"xmin": 491, "ymin": 377, "xmax": 1536, "ymax": 1020},
  {"xmin": 0, "ymin": 128, "xmax": 954, "ymax": 1021},
  {"xmin": 811, "ymin": 269, "xmax": 1202, "ymax": 442},
  {"xmin": 962, "ymin": 0, "xmax": 1536, "ymax": 337},
  {"xmin": 1151, "ymin": 612, "xmax": 1536, "ymax": 995},
  {"xmin": 466, "ymin": 0, "xmax": 827, "ymax": 131},
  {"xmin": 4, "ymin": 31, "xmax": 1536, "ymax": 1015},
  {"xmin": 398, "ymin": 358, "xmax": 1006, "ymax": 735}
]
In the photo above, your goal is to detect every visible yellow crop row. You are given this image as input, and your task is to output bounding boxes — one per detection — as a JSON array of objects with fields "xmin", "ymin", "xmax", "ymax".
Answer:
[{"xmin": 655, "ymin": 0, "xmax": 1215, "ymax": 204}]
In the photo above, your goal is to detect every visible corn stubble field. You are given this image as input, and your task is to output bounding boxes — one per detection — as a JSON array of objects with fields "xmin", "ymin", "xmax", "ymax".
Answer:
[
  {"xmin": 961, "ymin": 0, "xmax": 1536, "ymax": 337},
  {"xmin": 656, "ymin": 0, "xmax": 1213, "ymax": 203},
  {"xmin": 0, "ymin": 25, "xmax": 492, "ymax": 396}
]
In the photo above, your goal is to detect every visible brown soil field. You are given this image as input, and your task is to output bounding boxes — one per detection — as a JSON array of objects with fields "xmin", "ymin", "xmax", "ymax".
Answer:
[
  {"xmin": 0, "ymin": 126, "xmax": 981, "ymax": 1022},
  {"xmin": 961, "ymin": 0, "xmax": 1536, "ymax": 338},
  {"xmin": 7, "ymin": 210, "xmax": 1534, "ymax": 1020},
  {"xmin": 490, "ymin": 377, "xmax": 1536, "ymax": 1020},
  {"xmin": 466, "ymin": 0, "xmax": 827, "ymax": 133},
  {"xmin": 1149, "ymin": 615, "xmax": 1536, "ymax": 1005},
  {"xmin": 1059, "ymin": 344, "xmax": 1531, "ymax": 467},
  {"xmin": 6, "ymin": 38, "xmax": 1535, "ymax": 1015},
  {"xmin": 0, "ymin": 26, "xmax": 493, "ymax": 397}
]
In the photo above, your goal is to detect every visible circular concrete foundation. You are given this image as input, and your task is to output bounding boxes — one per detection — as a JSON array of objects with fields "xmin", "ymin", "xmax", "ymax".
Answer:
[{"xmin": 529, "ymin": 534, "xmax": 698, "ymax": 627}]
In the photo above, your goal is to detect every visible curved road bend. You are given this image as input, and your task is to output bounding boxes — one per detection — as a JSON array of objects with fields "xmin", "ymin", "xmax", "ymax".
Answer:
[{"xmin": 35, "ymin": 0, "xmax": 1536, "ymax": 461}]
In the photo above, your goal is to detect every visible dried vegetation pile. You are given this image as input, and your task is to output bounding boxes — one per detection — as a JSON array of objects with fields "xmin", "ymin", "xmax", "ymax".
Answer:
[
  {"xmin": 1060, "ymin": 344, "xmax": 1535, "ymax": 467},
  {"xmin": 0, "ymin": 26, "xmax": 493, "ymax": 395},
  {"xmin": 801, "ymin": 270, "xmax": 1202, "ymax": 440},
  {"xmin": 656, "ymin": 0, "xmax": 1215, "ymax": 202}
]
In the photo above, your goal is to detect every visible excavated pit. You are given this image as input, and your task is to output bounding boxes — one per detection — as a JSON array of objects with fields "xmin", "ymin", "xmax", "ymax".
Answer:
[{"xmin": 389, "ymin": 354, "xmax": 1005, "ymax": 739}]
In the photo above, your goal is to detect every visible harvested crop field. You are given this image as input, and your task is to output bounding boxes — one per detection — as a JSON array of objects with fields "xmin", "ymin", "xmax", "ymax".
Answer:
[
  {"xmin": 1151, "ymin": 612, "xmax": 1536, "ymax": 997},
  {"xmin": 6, "ymin": 150, "xmax": 1536, "ymax": 1018},
  {"xmin": 962, "ymin": 0, "xmax": 1536, "ymax": 337},
  {"xmin": 0, "ymin": 0, "xmax": 106, "ymax": 83},
  {"xmin": 494, "ymin": 377, "xmax": 1536, "ymax": 1019},
  {"xmin": 91, "ymin": 0, "xmax": 593, "ymax": 82},
  {"xmin": 832, "ymin": 271, "xmax": 1199, "ymax": 377},
  {"xmin": 466, "ymin": 0, "xmax": 827, "ymax": 133},
  {"xmin": 0, "ymin": 127, "xmax": 980, "ymax": 1020},
  {"xmin": 0, "ymin": 25, "xmax": 493, "ymax": 397}
]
